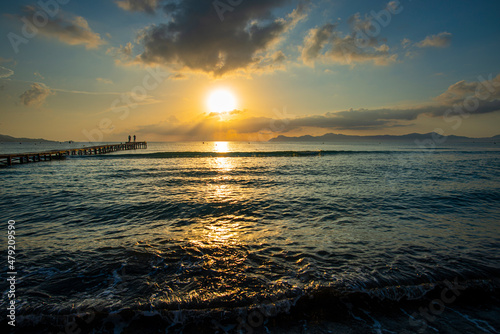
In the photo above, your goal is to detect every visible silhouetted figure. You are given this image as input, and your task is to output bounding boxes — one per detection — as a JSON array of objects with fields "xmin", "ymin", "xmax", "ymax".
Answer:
[
  {"xmin": 128, "ymin": 135, "xmax": 131, "ymax": 142},
  {"xmin": 133, "ymin": 135, "xmax": 136, "ymax": 142}
]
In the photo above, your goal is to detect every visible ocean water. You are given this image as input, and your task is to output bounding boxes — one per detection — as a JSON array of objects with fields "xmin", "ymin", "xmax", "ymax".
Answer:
[{"xmin": 1, "ymin": 141, "xmax": 499, "ymax": 333}]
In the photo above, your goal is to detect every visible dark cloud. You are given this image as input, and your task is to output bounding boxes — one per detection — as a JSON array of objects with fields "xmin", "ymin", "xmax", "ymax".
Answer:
[
  {"xmin": 428, "ymin": 100, "xmax": 500, "ymax": 117},
  {"xmin": 298, "ymin": 108, "xmax": 421, "ymax": 129},
  {"xmin": 228, "ymin": 108, "xmax": 423, "ymax": 134},
  {"xmin": 19, "ymin": 82, "xmax": 54, "ymax": 106},
  {"xmin": 134, "ymin": 0, "xmax": 308, "ymax": 76}
]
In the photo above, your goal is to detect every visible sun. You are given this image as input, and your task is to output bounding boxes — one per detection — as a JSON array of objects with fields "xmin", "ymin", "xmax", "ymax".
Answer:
[{"xmin": 207, "ymin": 89, "xmax": 237, "ymax": 114}]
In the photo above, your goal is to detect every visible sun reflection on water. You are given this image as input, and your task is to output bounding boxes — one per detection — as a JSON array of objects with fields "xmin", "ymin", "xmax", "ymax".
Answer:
[
  {"xmin": 210, "ymin": 157, "xmax": 233, "ymax": 172},
  {"xmin": 184, "ymin": 147, "xmax": 251, "ymax": 256},
  {"xmin": 213, "ymin": 141, "xmax": 229, "ymax": 153},
  {"xmin": 205, "ymin": 220, "xmax": 241, "ymax": 244}
]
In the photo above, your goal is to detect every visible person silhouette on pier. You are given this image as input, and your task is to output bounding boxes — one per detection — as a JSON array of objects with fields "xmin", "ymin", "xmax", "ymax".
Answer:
[
  {"xmin": 128, "ymin": 135, "xmax": 131, "ymax": 142},
  {"xmin": 133, "ymin": 135, "xmax": 136, "ymax": 142}
]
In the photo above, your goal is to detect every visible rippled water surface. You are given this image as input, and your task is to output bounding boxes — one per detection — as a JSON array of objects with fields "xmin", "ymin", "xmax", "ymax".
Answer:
[{"xmin": 1, "ymin": 141, "xmax": 499, "ymax": 326}]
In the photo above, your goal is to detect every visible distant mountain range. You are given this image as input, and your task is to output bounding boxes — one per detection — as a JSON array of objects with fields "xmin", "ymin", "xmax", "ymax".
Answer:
[
  {"xmin": 0, "ymin": 134, "xmax": 58, "ymax": 143},
  {"xmin": 269, "ymin": 132, "xmax": 500, "ymax": 142}
]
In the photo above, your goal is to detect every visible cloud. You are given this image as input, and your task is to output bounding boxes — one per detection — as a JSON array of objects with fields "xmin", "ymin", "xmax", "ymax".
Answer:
[
  {"xmin": 416, "ymin": 32, "xmax": 452, "ymax": 48},
  {"xmin": 228, "ymin": 98, "xmax": 500, "ymax": 134},
  {"xmin": 18, "ymin": 6, "xmax": 105, "ymax": 49},
  {"xmin": 171, "ymin": 73, "xmax": 187, "ymax": 80},
  {"xmin": 19, "ymin": 82, "xmax": 55, "ymax": 106},
  {"xmin": 226, "ymin": 108, "xmax": 426, "ymax": 133},
  {"xmin": 301, "ymin": 23, "xmax": 336, "ymax": 65},
  {"xmin": 434, "ymin": 74, "xmax": 500, "ymax": 106},
  {"xmin": 251, "ymin": 50, "xmax": 289, "ymax": 72},
  {"xmin": 134, "ymin": 74, "xmax": 500, "ymax": 139},
  {"xmin": 147, "ymin": 78, "xmax": 500, "ymax": 137},
  {"xmin": 132, "ymin": 108, "xmax": 414, "ymax": 141},
  {"xmin": 96, "ymin": 77, "xmax": 113, "ymax": 84},
  {"xmin": 208, "ymin": 109, "xmax": 245, "ymax": 118},
  {"xmin": 286, "ymin": 76, "xmax": 500, "ymax": 128},
  {"xmin": 133, "ymin": 0, "xmax": 308, "ymax": 76},
  {"xmin": 301, "ymin": 10, "xmax": 398, "ymax": 66},
  {"xmin": 291, "ymin": 75, "xmax": 500, "ymax": 128},
  {"xmin": 106, "ymin": 42, "xmax": 134, "ymax": 64},
  {"xmin": 115, "ymin": 0, "xmax": 161, "ymax": 14},
  {"xmin": 401, "ymin": 38, "xmax": 411, "ymax": 48},
  {"xmin": 0, "ymin": 66, "xmax": 14, "ymax": 78},
  {"xmin": 272, "ymin": 50, "xmax": 287, "ymax": 63},
  {"xmin": 295, "ymin": 108, "xmax": 422, "ymax": 130},
  {"xmin": 133, "ymin": 106, "xmax": 422, "ymax": 140},
  {"xmin": 34, "ymin": 71, "xmax": 44, "ymax": 79}
]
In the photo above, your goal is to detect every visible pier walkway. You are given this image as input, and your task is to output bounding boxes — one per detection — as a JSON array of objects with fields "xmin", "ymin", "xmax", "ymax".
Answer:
[{"xmin": 0, "ymin": 142, "xmax": 147, "ymax": 167}]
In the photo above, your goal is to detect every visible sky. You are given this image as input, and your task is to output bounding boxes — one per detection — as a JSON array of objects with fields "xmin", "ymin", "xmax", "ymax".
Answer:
[{"xmin": 0, "ymin": 0, "xmax": 499, "ymax": 142}]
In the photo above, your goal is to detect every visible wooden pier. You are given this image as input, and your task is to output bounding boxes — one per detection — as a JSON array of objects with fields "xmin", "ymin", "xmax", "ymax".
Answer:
[{"xmin": 0, "ymin": 142, "xmax": 147, "ymax": 167}]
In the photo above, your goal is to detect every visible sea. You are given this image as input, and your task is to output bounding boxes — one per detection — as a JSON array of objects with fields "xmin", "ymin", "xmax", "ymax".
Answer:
[{"xmin": 1, "ymin": 141, "xmax": 499, "ymax": 333}]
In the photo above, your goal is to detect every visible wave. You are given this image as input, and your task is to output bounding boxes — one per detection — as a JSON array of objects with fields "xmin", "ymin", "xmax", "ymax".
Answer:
[
  {"xmin": 6, "ymin": 277, "xmax": 499, "ymax": 333},
  {"xmin": 67, "ymin": 149, "xmax": 499, "ymax": 160}
]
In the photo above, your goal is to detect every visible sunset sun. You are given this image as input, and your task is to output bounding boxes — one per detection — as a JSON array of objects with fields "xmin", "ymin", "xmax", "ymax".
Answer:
[{"xmin": 207, "ymin": 89, "xmax": 237, "ymax": 114}]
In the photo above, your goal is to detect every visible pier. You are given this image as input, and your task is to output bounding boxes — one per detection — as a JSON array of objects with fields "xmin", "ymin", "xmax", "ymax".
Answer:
[{"xmin": 0, "ymin": 142, "xmax": 147, "ymax": 167}]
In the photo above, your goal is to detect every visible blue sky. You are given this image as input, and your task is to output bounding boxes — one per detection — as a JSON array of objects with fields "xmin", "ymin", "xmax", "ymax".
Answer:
[{"xmin": 1, "ymin": 0, "xmax": 499, "ymax": 141}]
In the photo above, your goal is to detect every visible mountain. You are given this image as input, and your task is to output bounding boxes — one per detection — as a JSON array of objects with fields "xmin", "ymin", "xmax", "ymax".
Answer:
[
  {"xmin": 0, "ymin": 134, "xmax": 58, "ymax": 143},
  {"xmin": 269, "ymin": 132, "xmax": 499, "ymax": 142}
]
